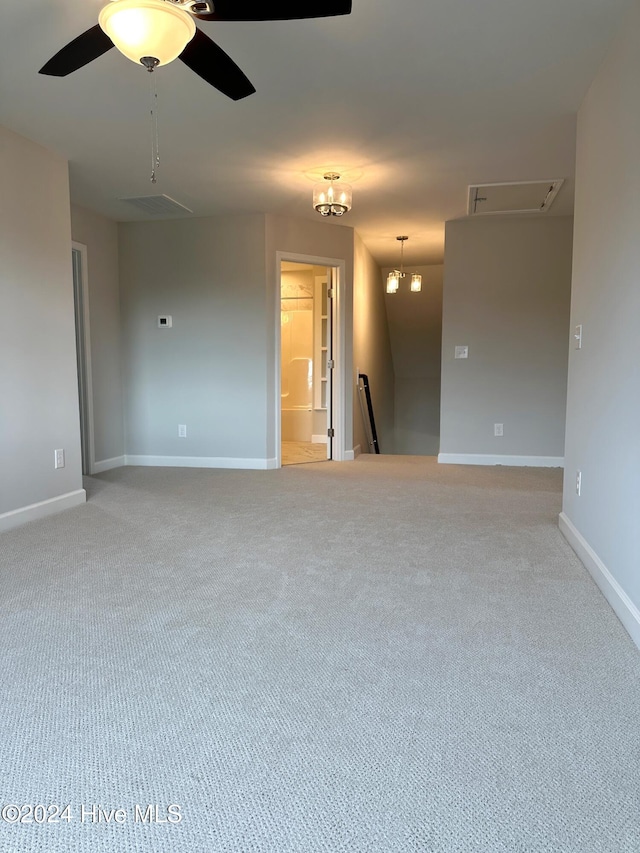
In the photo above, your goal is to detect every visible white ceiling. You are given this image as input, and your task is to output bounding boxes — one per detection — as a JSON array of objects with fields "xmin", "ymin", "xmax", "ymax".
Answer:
[{"xmin": 0, "ymin": 0, "xmax": 632, "ymax": 266}]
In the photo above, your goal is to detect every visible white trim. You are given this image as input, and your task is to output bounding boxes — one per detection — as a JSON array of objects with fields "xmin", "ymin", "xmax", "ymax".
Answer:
[
  {"xmin": 438, "ymin": 453, "xmax": 564, "ymax": 468},
  {"xmin": 93, "ymin": 456, "xmax": 126, "ymax": 473},
  {"xmin": 353, "ymin": 444, "xmax": 362, "ymax": 458},
  {"xmin": 125, "ymin": 455, "xmax": 273, "ymax": 470},
  {"xmin": 311, "ymin": 434, "xmax": 328, "ymax": 444},
  {"xmin": 343, "ymin": 449, "xmax": 355, "ymax": 461},
  {"xmin": 0, "ymin": 489, "xmax": 86, "ymax": 533},
  {"xmin": 275, "ymin": 252, "xmax": 348, "ymax": 466},
  {"xmin": 559, "ymin": 512, "xmax": 640, "ymax": 651},
  {"xmin": 72, "ymin": 242, "xmax": 96, "ymax": 475},
  {"xmin": 467, "ymin": 179, "xmax": 564, "ymax": 216}
]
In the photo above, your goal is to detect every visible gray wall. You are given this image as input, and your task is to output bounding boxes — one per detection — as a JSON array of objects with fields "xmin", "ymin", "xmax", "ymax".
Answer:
[
  {"xmin": 70, "ymin": 205, "xmax": 124, "ymax": 466},
  {"xmin": 118, "ymin": 215, "xmax": 269, "ymax": 462},
  {"xmin": 440, "ymin": 217, "xmax": 573, "ymax": 461},
  {"xmin": 0, "ymin": 124, "xmax": 83, "ymax": 522},
  {"xmin": 382, "ymin": 264, "xmax": 443, "ymax": 455},
  {"xmin": 353, "ymin": 233, "xmax": 395, "ymax": 454},
  {"xmin": 562, "ymin": 5, "xmax": 640, "ymax": 622}
]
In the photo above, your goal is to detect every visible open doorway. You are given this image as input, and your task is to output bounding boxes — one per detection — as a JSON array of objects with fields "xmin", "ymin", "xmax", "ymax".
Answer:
[{"xmin": 280, "ymin": 261, "xmax": 332, "ymax": 465}]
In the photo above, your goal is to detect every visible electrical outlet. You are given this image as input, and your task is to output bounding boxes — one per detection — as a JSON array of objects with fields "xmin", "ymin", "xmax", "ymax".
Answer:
[
  {"xmin": 178, "ymin": 425, "xmax": 187, "ymax": 438},
  {"xmin": 54, "ymin": 449, "xmax": 65, "ymax": 469},
  {"xmin": 576, "ymin": 471, "xmax": 582, "ymax": 496},
  {"xmin": 454, "ymin": 346, "xmax": 469, "ymax": 359},
  {"xmin": 494, "ymin": 423, "xmax": 503, "ymax": 437}
]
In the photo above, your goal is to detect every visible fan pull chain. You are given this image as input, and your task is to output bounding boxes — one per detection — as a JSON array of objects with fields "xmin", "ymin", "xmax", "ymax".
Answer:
[{"xmin": 149, "ymin": 68, "xmax": 160, "ymax": 184}]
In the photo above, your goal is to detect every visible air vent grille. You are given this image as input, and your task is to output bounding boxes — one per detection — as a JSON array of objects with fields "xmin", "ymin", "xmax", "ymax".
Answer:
[
  {"xmin": 468, "ymin": 180, "xmax": 564, "ymax": 216},
  {"xmin": 120, "ymin": 194, "xmax": 193, "ymax": 215}
]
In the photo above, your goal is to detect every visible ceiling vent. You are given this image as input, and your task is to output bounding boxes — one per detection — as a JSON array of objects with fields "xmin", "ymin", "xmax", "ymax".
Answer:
[
  {"xmin": 120, "ymin": 194, "xmax": 193, "ymax": 216},
  {"xmin": 468, "ymin": 179, "xmax": 564, "ymax": 216}
]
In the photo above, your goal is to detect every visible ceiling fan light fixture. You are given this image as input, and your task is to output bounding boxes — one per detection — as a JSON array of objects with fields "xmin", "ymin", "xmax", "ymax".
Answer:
[
  {"xmin": 98, "ymin": 0, "xmax": 196, "ymax": 67},
  {"xmin": 313, "ymin": 172, "xmax": 352, "ymax": 217}
]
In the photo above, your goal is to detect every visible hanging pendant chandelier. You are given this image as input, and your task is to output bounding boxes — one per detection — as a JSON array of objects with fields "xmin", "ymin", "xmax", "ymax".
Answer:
[
  {"xmin": 313, "ymin": 172, "xmax": 352, "ymax": 217},
  {"xmin": 386, "ymin": 236, "xmax": 422, "ymax": 293}
]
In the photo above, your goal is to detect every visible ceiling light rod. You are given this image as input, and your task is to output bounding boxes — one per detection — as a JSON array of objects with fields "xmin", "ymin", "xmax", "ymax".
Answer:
[
  {"xmin": 313, "ymin": 172, "xmax": 353, "ymax": 217},
  {"xmin": 387, "ymin": 236, "xmax": 422, "ymax": 293}
]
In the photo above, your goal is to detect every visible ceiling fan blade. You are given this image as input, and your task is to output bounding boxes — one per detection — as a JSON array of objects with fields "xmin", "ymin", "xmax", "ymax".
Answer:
[
  {"xmin": 179, "ymin": 29, "xmax": 255, "ymax": 100},
  {"xmin": 39, "ymin": 25, "xmax": 114, "ymax": 77},
  {"xmin": 194, "ymin": 0, "xmax": 352, "ymax": 21}
]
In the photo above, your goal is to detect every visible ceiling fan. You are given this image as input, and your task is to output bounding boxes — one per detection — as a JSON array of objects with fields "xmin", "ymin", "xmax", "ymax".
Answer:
[{"xmin": 39, "ymin": 0, "xmax": 353, "ymax": 101}]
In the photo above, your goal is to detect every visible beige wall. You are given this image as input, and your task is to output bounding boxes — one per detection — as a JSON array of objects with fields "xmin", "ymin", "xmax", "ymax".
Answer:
[
  {"xmin": 561, "ymin": 2, "xmax": 640, "ymax": 643},
  {"xmin": 70, "ymin": 205, "xmax": 124, "ymax": 467},
  {"xmin": 0, "ymin": 125, "xmax": 84, "ymax": 526},
  {"xmin": 382, "ymin": 264, "xmax": 443, "ymax": 455},
  {"xmin": 353, "ymin": 234, "xmax": 395, "ymax": 454},
  {"xmin": 440, "ymin": 216, "xmax": 573, "ymax": 462}
]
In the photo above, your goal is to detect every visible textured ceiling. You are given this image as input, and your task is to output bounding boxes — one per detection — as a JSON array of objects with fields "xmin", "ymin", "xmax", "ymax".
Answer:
[{"xmin": 0, "ymin": 0, "xmax": 632, "ymax": 265}]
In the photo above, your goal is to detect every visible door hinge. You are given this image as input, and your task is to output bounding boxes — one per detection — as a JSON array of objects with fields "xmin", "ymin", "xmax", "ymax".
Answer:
[
  {"xmin": 327, "ymin": 288, "xmax": 335, "ymax": 299},
  {"xmin": 327, "ymin": 359, "xmax": 335, "ymax": 369},
  {"xmin": 327, "ymin": 428, "xmax": 335, "ymax": 438}
]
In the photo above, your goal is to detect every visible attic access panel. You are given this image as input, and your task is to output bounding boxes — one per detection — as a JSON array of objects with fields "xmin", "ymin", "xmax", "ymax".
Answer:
[{"xmin": 468, "ymin": 180, "xmax": 564, "ymax": 216}]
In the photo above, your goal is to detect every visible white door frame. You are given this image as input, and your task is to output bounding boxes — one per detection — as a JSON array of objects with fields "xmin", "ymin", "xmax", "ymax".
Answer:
[
  {"xmin": 72, "ymin": 241, "xmax": 96, "ymax": 475},
  {"xmin": 275, "ymin": 252, "xmax": 347, "ymax": 466}
]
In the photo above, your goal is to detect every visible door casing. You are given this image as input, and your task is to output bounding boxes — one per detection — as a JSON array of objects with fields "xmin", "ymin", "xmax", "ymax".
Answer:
[
  {"xmin": 275, "ymin": 252, "xmax": 347, "ymax": 466},
  {"xmin": 72, "ymin": 242, "xmax": 95, "ymax": 475}
]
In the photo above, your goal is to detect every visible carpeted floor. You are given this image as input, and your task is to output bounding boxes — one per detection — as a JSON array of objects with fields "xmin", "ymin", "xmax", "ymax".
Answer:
[{"xmin": 0, "ymin": 456, "xmax": 639, "ymax": 852}]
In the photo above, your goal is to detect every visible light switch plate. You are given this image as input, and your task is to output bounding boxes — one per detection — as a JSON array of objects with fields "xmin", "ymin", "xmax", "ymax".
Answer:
[
  {"xmin": 574, "ymin": 324, "xmax": 582, "ymax": 349},
  {"xmin": 455, "ymin": 346, "xmax": 469, "ymax": 359}
]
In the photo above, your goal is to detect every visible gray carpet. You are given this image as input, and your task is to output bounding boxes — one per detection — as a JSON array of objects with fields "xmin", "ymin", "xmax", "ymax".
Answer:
[{"xmin": 0, "ymin": 456, "xmax": 639, "ymax": 852}]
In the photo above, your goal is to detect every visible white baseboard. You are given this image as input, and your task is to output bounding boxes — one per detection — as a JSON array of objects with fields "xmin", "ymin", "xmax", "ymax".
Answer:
[
  {"xmin": 438, "ymin": 453, "xmax": 564, "ymax": 468},
  {"xmin": 124, "ymin": 455, "xmax": 274, "ymax": 471},
  {"xmin": 311, "ymin": 434, "xmax": 328, "ymax": 445},
  {"xmin": 344, "ymin": 449, "xmax": 356, "ymax": 461},
  {"xmin": 353, "ymin": 444, "xmax": 362, "ymax": 458},
  {"xmin": 92, "ymin": 455, "xmax": 125, "ymax": 474},
  {"xmin": 559, "ymin": 512, "xmax": 640, "ymax": 650},
  {"xmin": 0, "ymin": 489, "xmax": 86, "ymax": 533}
]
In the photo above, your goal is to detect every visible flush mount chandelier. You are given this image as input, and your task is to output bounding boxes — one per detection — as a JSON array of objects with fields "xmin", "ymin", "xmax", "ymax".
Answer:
[
  {"xmin": 386, "ymin": 236, "xmax": 422, "ymax": 293},
  {"xmin": 313, "ymin": 173, "xmax": 353, "ymax": 217}
]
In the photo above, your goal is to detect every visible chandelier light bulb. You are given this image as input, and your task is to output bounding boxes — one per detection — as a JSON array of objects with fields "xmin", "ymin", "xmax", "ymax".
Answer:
[
  {"xmin": 386, "ymin": 272, "xmax": 400, "ymax": 293},
  {"xmin": 410, "ymin": 274, "xmax": 422, "ymax": 292}
]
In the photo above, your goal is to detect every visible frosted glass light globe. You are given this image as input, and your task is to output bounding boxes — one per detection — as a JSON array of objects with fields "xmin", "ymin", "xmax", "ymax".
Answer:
[{"xmin": 99, "ymin": 0, "xmax": 196, "ymax": 67}]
